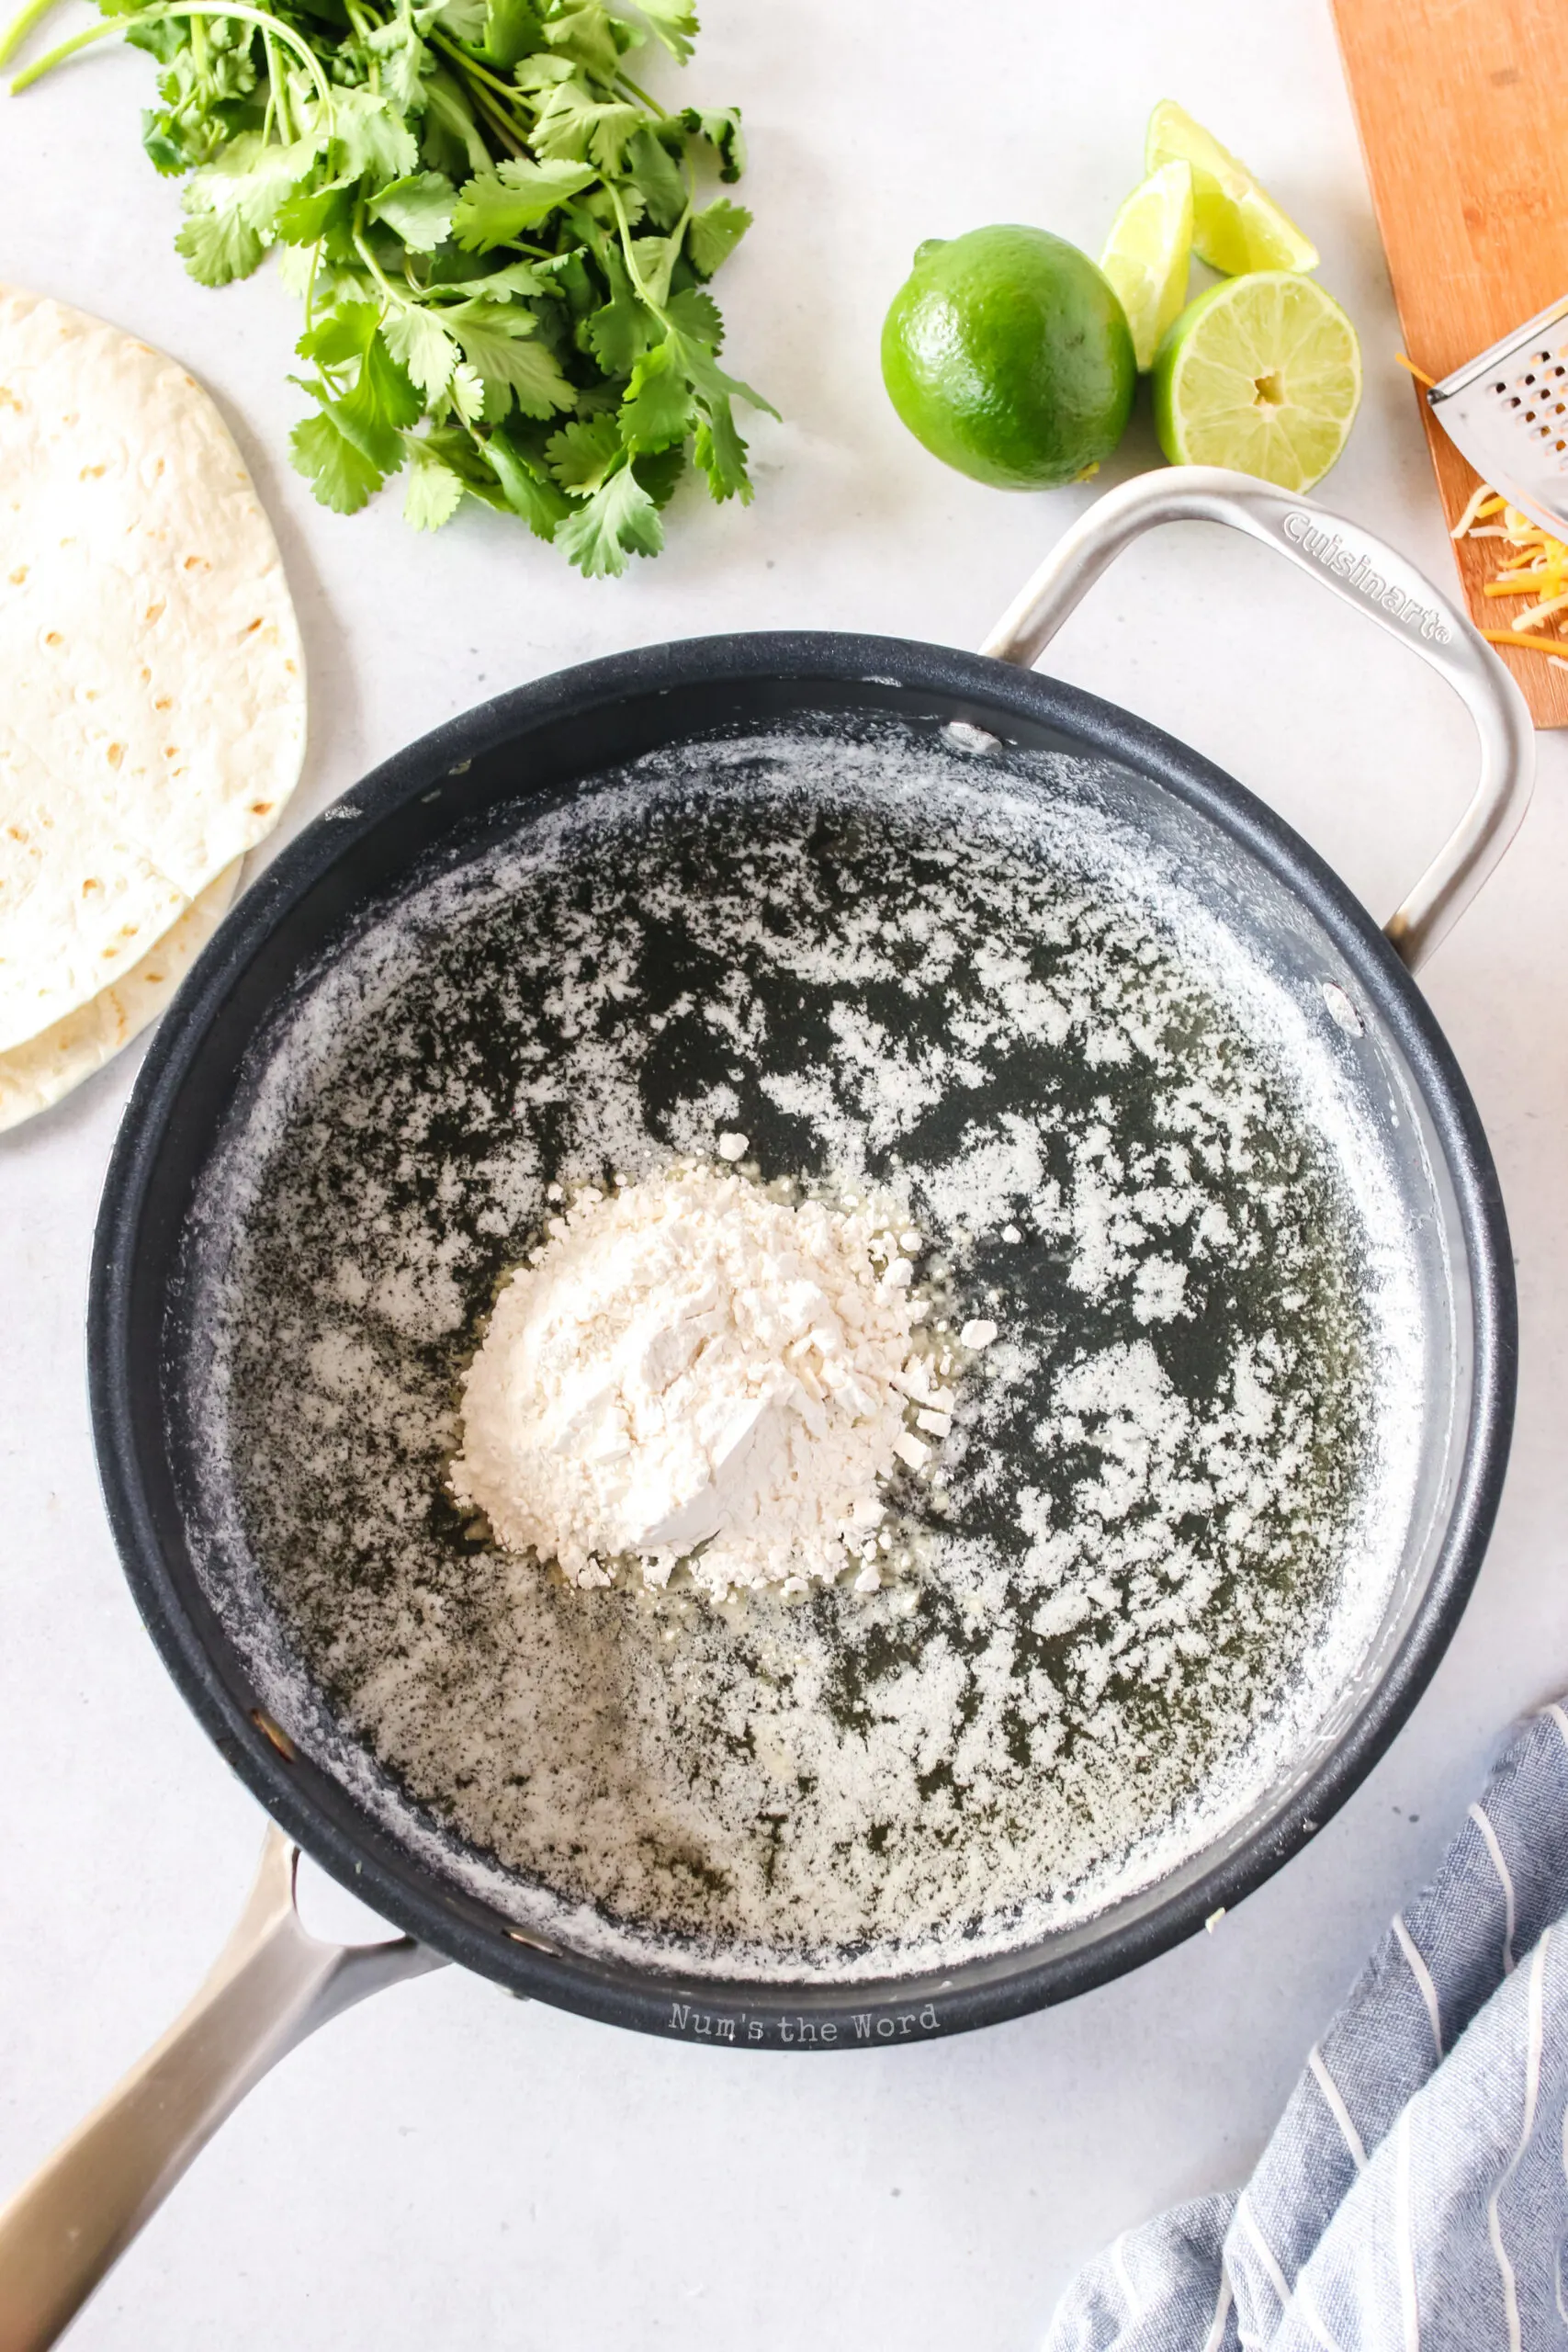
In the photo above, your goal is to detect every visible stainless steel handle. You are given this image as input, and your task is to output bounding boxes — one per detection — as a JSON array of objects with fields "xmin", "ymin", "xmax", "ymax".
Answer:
[
  {"xmin": 0, "ymin": 1828, "xmax": 445, "ymax": 2351},
  {"xmin": 980, "ymin": 466, "xmax": 1536, "ymax": 971}
]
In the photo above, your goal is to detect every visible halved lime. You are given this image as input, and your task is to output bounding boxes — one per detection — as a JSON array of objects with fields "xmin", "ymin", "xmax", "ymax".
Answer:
[
  {"xmin": 1145, "ymin": 99, "xmax": 1318, "ymax": 277},
  {"xmin": 1152, "ymin": 272, "xmax": 1361, "ymax": 492},
  {"xmin": 1100, "ymin": 160, "xmax": 1193, "ymax": 371}
]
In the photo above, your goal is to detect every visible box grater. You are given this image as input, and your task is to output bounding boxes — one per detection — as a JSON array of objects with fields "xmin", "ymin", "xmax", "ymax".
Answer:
[{"xmin": 1427, "ymin": 292, "xmax": 1568, "ymax": 537}]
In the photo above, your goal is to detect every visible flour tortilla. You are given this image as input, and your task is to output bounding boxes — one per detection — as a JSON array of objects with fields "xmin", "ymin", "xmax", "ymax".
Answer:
[
  {"xmin": 0, "ymin": 857, "xmax": 242, "ymax": 1134},
  {"xmin": 0, "ymin": 286, "xmax": 306, "ymax": 1055}
]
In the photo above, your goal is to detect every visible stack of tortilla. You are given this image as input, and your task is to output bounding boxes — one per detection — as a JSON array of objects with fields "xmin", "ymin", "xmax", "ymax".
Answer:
[{"xmin": 0, "ymin": 286, "xmax": 307, "ymax": 1131}]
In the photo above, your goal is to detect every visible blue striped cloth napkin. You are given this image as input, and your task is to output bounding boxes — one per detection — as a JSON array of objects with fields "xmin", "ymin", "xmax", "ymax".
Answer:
[{"xmin": 1045, "ymin": 1702, "xmax": 1568, "ymax": 2351}]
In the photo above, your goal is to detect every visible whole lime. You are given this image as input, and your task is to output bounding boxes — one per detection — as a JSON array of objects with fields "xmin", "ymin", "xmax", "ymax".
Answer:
[{"xmin": 881, "ymin": 226, "xmax": 1136, "ymax": 490}]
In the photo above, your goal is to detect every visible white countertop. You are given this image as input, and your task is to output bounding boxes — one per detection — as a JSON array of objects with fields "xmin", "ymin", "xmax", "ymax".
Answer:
[{"xmin": 5, "ymin": 2, "xmax": 1568, "ymax": 2345}]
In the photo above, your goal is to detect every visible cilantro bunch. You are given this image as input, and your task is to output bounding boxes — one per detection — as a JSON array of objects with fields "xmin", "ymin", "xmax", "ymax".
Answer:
[{"xmin": 2, "ymin": 0, "xmax": 773, "ymax": 573}]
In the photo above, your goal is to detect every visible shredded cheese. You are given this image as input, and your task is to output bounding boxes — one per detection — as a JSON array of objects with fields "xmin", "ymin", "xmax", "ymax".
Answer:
[
  {"xmin": 1481, "ymin": 627, "xmax": 1568, "ymax": 653},
  {"xmin": 1455, "ymin": 487, "xmax": 1568, "ymax": 654}
]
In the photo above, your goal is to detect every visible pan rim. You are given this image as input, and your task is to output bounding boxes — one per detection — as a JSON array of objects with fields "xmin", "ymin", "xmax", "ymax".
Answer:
[{"xmin": 87, "ymin": 629, "xmax": 1517, "ymax": 2048}]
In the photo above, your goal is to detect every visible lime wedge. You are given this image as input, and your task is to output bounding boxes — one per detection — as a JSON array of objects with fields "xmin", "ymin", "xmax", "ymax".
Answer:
[
  {"xmin": 1152, "ymin": 272, "xmax": 1361, "ymax": 492},
  {"xmin": 1099, "ymin": 160, "xmax": 1194, "ymax": 371},
  {"xmin": 1145, "ymin": 99, "xmax": 1318, "ymax": 277}
]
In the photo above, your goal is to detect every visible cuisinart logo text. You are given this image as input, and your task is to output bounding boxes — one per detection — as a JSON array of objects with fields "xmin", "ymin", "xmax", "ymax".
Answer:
[{"xmin": 1282, "ymin": 511, "xmax": 1452, "ymax": 642}]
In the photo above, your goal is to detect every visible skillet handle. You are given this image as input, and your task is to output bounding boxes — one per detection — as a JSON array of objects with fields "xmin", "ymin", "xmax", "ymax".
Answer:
[
  {"xmin": 0, "ymin": 1828, "xmax": 444, "ymax": 2352},
  {"xmin": 979, "ymin": 465, "xmax": 1536, "ymax": 973}
]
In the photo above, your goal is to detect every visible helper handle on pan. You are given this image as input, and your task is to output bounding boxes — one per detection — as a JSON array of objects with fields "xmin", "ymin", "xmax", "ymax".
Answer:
[
  {"xmin": 0, "ymin": 1828, "xmax": 444, "ymax": 2352},
  {"xmin": 979, "ymin": 466, "xmax": 1536, "ymax": 974}
]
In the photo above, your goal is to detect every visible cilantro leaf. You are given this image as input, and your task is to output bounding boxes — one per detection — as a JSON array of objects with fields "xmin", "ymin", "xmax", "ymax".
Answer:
[
  {"xmin": 665, "ymin": 283, "xmax": 722, "ymax": 345},
  {"xmin": 581, "ymin": 243, "xmax": 653, "ymax": 374},
  {"xmin": 331, "ymin": 87, "xmax": 419, "ymax": 183},
  {"xmin": 615, "ymin": 0, "xmax": 697, "ymax": 61},
  {"xmin": 186, "ymin": 130, "xmax": 324, "ymax": 233},
  {"xmin": 554, "ymin": 459, "xmax": 664, "ymax": 577},
  {"xmin": 451, "ymin": 157, "xmax": 597, "ymax": 249},
  {"xmin": 483, "ymin": 426, "xmax": 572, "ymax": 536},
  {"xmin": 532, "ymin": 82, "xmax": 641, "ymax": 173},
  {"xmin": 434, "ymin": 0, "xmax": 487, "ymax": 39},
  {"xmin": 297, "ymin": 312, "xmax": 422, "ymax": 469},
  {"xmin": 539, "ymin": 0, "xmax": 625, "ymax": 80},
  {"xmin": 512, "ymin": 51, "xmax": 575, "ymax": 94},
  {"xmin": 382, "ymin": 302, "xmax": 461, "ymax": 400},
  {"xmin": 401, "ymin": 437, "xmax": 468, "ymax": 528},
  {"xmin": 545, "ymin": 413, "xmax": 621, "ymax": 492},
  {"xmin": 625, "ymin": 122, "xmax": 686, "ymax": 231},
  {"xmin": 686, "ymin": 197, "xmax": 750, "ymax": 279},
  {"xmin": 363, "ymin": 16, "xmax": 431, "ymax": 113},
  {"xmin": 369, "ymin": 170, "xmax": 457, "ymax": 250},
  {"xmin": 447, "ymin": 361, "xmax": 487, "ymax": 423},
  {"xmin": 693, "ymin": 390, "xmax": 750, "ymax": 502},
  {"xmin": 451, "ymin": 306, "xmax": 577, "ymax": 417},
  {"xmin": 627, "ymin": 228, "xmax": 680, "ymax": 309},
  {"xmin": 331, "ymin": 332, "xmax": 422, "ymax": 469},
  {"xmin": 679, "ymin": 104, "xmax": 745, "ymax": 181},
  {"xmin": 275, "ymin": 172, "xmax": 356, "ymax": 244},
  {"xmin": 443, "ymin": 258, "xmax": 552, "ymax": 298},
  {"xmin": 482, "ymin": 0, "xmax": 543, "ymax": 64},
  {"xmin": 126, "ymin": 17, "xmax": 186, "ymax": 59},
  {"xmin": 141, "ymin": 112, "xmax": 189, "ymax": 175},
  {"xmin": 289, "ymin": 408, "xmax": 386, "ymax": 512},
  {"xmin": 175, "ymin": 207, "xmax": 265, "ymax": 286},
  {"xmin": 618, "ymin": 336, "xmax": 693, "ymax": 452},
  {"xmin": 297, "ymin": 300, "xmax": 382, "ymax": 366},
  {"xmin": 633, "ymin": 442, "xmax": 686, "ymax": 507},
  {"xmin": 671, "ymin": 325, "xmax": 778, "ymax": 419}
]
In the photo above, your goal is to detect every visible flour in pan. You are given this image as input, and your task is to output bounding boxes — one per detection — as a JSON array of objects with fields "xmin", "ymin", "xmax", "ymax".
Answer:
[
  {"xmin": 449, "ymin": 1160, "xmax": 936, "ymax": 1599},
  {"xmin": 179, "ymin": 718, "xmax": 1427, "ymax": 1982}
]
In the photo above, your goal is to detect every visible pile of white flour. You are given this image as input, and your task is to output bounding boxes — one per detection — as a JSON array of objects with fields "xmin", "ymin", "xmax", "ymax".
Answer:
[{"xmin": 450, "ymin": 1159, "xmax": 935, "ymax": 1599}]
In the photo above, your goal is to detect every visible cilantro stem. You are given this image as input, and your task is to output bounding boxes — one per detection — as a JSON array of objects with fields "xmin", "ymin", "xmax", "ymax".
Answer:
[
  {"xmin": 342, "ymin": 0, "xmax": 378, "ymax": 91},
  {"xmin": 607, "ymin": 180, "xmax": 672, "ymax": 325},
  {"xmin": 301, "ymin": 232, "xmax": 322, "ymax": 335},
  {"xmin": 0, "ymin": 0, "xmax": 61, "ymax": 73},
  {"xmin": 260, "ymin": 24, "xmax": 292, "ymax": 141},
  {"xmin": 425, "ymin": 31, "xmax": 529, "ymax": 156},
  {"xmin": 615, "ymin": 69, "xmax": 667, "ymax": 118},
  {"xmin": 427, "ymin": 31, "xmax": 519, "ymax": 106},
  {"xmin": 352, "ymin": 220, "xmax": 406, "ymax": 311},
  {"xmin": 438, "ymin": 58, "xmax": 525, "ymax": 155},
  {"xmin": 11, "ymin": 0, "xmax": 331, "ymax": 107},
  {"xmin": 9, "ymin": 15, "xmax": 116, "ymax": 86}
]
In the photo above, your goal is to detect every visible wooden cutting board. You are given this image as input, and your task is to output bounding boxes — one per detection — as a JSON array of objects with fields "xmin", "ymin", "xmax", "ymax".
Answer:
[{"xmin": 1332, "ymin": 0, "xmax": 1568, "ymax": 728}]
